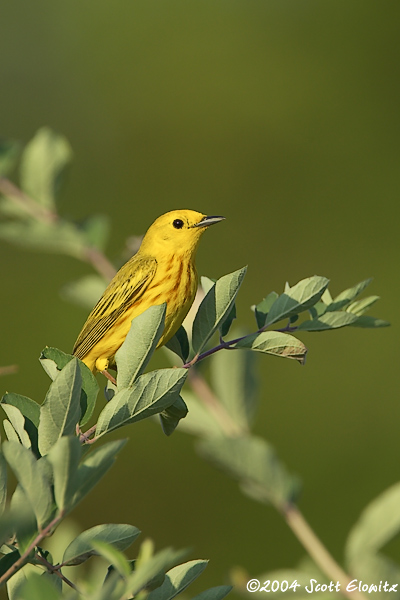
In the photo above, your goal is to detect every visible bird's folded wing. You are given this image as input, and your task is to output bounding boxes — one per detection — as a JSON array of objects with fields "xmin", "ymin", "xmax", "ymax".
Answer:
[{"xmin": 73, "ymin": 256, "xmax": 157, "ymax": 359}]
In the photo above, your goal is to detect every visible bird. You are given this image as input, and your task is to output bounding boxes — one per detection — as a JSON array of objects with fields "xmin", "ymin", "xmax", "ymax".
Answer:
[{"xmin": 72, "ymin": 209, "xmax": 225, "ymax": 375}]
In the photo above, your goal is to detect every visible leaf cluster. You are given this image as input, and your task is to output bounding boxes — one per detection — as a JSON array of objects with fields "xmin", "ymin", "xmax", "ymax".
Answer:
[
  {"xmin": 0, "ymin": 339, "xmax": 232, "ymax": 597},
  {"xmin": 0, "ymin": 127, "xmax": 393, "ymax": 598}
]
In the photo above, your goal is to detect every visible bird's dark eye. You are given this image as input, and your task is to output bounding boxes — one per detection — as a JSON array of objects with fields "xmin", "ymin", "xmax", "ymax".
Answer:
[{"xmin": 173, "ymin": 219, "xmax": 184, "ymax": 229}]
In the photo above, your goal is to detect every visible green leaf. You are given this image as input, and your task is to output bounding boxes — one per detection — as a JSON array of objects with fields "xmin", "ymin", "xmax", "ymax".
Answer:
[
  {"xmin": 200, "ymin": 276, "xmax": 216, "ymax": 295},
  {"xmin": 297, "ymin": 311, "xmax": 359, "ymax": 331},
  {"xmin": 0, "ymin": 220, "xmax": 87, "ymax": 259},
  {"xmin": 40, "ymin": 571, "xmax": 62, "ymax": 594},
  {"xmin": 60, "ymin": 274, "xmax": 108, "ymax": 309},
  {"xmin": 0, "ymin": 139, "xmax": 20, "ymax": 176},
  {"xmin": 3, "ymin": 420, "xmax": 21, "ymax": 443},
  {"xmin": 0, "ymin": 549, "xmax": 20, "ymax": 578},
  {"xmin": 245, "ymin": 571, "xmax": 325, "ymax": 599},
  {"xmin": 177, "ymin": 392, "xmax": 225, "ymax": 439},
  {"xmin": 47, "ymin": 436, "xmax": 82, "ymax": 513},
  {"xmin": 3, "ymin": 442, "xmax": 53, "ymax": 530},
  {"xmin": 264, "ymin": 276, "xmax": 330, "ymax": 327},
  {"xmin": 13, "ymin": 572, "xmax": 62, "ymax": 600},
  {"xmin": 233, "ymin": 331, "xmax": 307, "ymax": 365},
  {"xmin": 40, "ymin": 347, "xmax": 98, "ymax": 426},
  {"xmin": 321, "ymin": 288, "xmax": 333, "ymax": 305},
  {"xmin": 91, "ymin": 540, "xmax": 131, "ymax": 578},
  {"xmin": 308, "ymin": 300, "xmax": 328, "ymax": 319},
  {"xmin": 126, "ymin": 548, "xmax": 187, "ymax": 597},
  {"xmin": 0, "ymin": 194, "xmax": 33, "ymax": 220},
  {"xmin": 147, "ymin": 559, "xmax": 208, "ymax": 600},
  {"xmin": 346, "ymin": 295, "xmax": 380, "ymax": 315},
  {"xmin": 104, "ymin": 380, "xmax": 118, "ymax": 403},
  {"xmin": 253, "ymin": 291, "xmax": 279, "ymax": 328},
  {"xmin": 1, "ymin": 405, "xmax": 31, "ymax": 448},
  {"xmin": 192, "ymin": 267, "xmax": 247, "ymax": 355},
  {"xmin": 0, "ymin": 452, "xmax": 7, "ymax": 517},
  {"xmin": 63, "ymin": 523, "xmax": 140, "ymax": 566},
  {"xmin": 38, "ymin": 358, "xmax": 82, "ymax": 455},
  {"xmin": 350, "ymin": 316, "xmax": 390, "ymax": 328},
  {"xmin": 165, "ymin": 326, "xmax": 190, "ymax": 363},
  {"xmin": 71, "ymin": 440, "xmax": 126, "ymax": 509},
  {"xmin": 116, "ymin": 304, "xmax": 166, "ymax": 389},
  {"xmin": 220, "ymin": 303, "xmax": 236, "ymax": 338},
  {"xmin": 344, "ymin": 554, "xmax": 400, "ymax": 592},
  {"xmin": 87, "ymin": 571, "xmax": 125, "ymax": 600},
  {"xmin": 345, "ymin": 482, "xmax": 400, "ymax": 566},
  {"xmin": 78, "ymin": 213, "xmax": 110, "ymax": 251},
  {"xmin": 210, "ymin": 338, "xmax": 257, "ymax": 429},
  {"xmin": 8, "ymin": 487, "xmax": 38, "ymax": 553},
  {"xmin": 1, "ymin": 394, "xmax": 40, "ymax": 456},
  {"xmin": 3, "ymin": 419, "xmax": 21, "ymax": 444},
  {"xmin": 198, "ymin": 436, "xmax": 300, "ymax": 508},
  {"xmin": 325, "ymin": 278, "xmax": 372, "ymax": 312},
  {"xmin": 20, "ymin": 127, "xmax": 72, "ymax": 209},
  {"xmin": 96, "ymin": 369, "xmax": 187, "ymax": 438},
  {"xmin": 192, "ymin": 586, "xmax": 232, "ymax": 600},
  {"xmin": 40, "ymin": 347, "xmax": 77, "ymax": 374},
  {"xmin": 0, "ymin": 512, "xmax": 17, "ymax": 550},
  {"xmin": 159, "ymin": 396, "xmax": 188, "ymax": 436},
  {"xmin": 1, "ymin": 393, "xmax": 40, "ymax": 427},
  {"xmin": 6, "ymin": 564, "xmax": 29, "ymax": 600}
]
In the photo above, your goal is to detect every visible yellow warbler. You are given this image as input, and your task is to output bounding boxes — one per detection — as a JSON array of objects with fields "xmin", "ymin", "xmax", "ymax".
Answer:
[{"xmin": 73, "ymin": 210, "xmax": 224, "ymax": 373}]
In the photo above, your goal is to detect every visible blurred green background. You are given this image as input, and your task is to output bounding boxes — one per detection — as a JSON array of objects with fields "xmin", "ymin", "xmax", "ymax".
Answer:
[{"xmin": 1, "ymin": 0, "xmax": 399, "ymax": 591}]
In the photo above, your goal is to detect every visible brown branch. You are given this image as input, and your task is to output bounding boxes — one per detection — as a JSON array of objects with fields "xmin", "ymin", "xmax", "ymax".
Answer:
[
  {"xmin": 0, "ymin": 365, "xmax": 18, "ymax": 377},
  {"xmin": 187, "ymin": 369, "xmax": 247, "ymax": 437},
  {"xmin": 0, "ymin": 177, "xmax": 117, "ymax": 282},
  {"xmin": 81, "ymin": 247, "xmax": 117, "ymax": 281},
  {"xmin": 0, "ymin": 513, "xmax": 63, "ymax": 588},
  {"xmin": 35, "ymin": 552, "xmax": 80, "ymax": 592},
  {"xmin": 284, "ymin": 505, "xmax": 366, "ymax": 600},
  {"xmin": 0, "ymin": 177, "xmax": 57, "ymax": 224},
  {"xmin": 189, "ymin": 369, "xmax": 366, "ymax": 600},
  {"xmin": 79, "ymin": 424, "xmax": 97, "ymax": 444}
]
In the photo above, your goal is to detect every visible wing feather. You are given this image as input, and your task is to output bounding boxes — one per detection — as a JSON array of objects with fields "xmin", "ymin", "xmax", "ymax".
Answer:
[{"xmin": 73, "ymin": 255, "xmax": 157, "ymax": 359}]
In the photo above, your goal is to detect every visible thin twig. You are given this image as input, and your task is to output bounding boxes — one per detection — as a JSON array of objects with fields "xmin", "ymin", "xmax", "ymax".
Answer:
[
  {"xmin": 284, "ymin": 505, "xmax": 366, "ymax": 600},
  {"xmin": 187, "ymin": 370, "xmax": 246, "ymax": 437},
  {"xmin": 0, "ymin": 513, "xmax": 63, "ymax": 588},
  {"xmin": 0, "ymin": 365, "xmax": 18, "ymax": 377},
  {"xmin": 190, "ymin": 369, "xmax": 364, "ymax": 600},
  {"xmin": 0, "ymin": 177, "xmax": 57, "ymax": 224},
  {"xmin": 79, "ymin": 424, "xmax": 97, "ymax": 444},
  {"xmin": 82, "ymin": 247, "xmax": 117, "ymax": 281},
  {"xmin": 0, "ymin": 177, "xmax": 117, "ymax": 282},
  {"xmin": 183, "ymin": 322, "xmax": 301, "ymax": 369},
  {"xmin": 35, "ymin": 552, "xmax": 80, "ymax": 592},
  {"xmin": 183, "ymin": 336, "xmax": 242, "ymax": 368}
]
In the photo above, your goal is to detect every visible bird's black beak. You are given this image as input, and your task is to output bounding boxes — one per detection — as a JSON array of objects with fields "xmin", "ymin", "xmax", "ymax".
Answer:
[{"xmin": 192, "ymin": 215, "xmax": 225, "ymax": 228}]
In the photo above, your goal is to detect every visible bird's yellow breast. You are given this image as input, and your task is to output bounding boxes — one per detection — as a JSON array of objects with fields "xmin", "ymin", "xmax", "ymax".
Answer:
[{"xmin": 82, "ymin": 253, "xmax": 197, "ymax": 372}]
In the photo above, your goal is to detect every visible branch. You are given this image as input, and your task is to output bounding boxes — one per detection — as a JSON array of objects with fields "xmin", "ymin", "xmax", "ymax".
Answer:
[
  {"xmin": 35, "ymin": 552, "xmax": 80, "ymax": 592},
  {"xmin": 0, "ymin": 513, "xmax": 63, "ymax": 588},
  {"xmin": 81, "ymin": 246, "xmax": 117, "ymax": 281},
  {"xmin": 183, "ymin": 321, "xmax": 300, "ymax": 369},
  {"xmin": 189, "ymin": 369, "xmax": 365, "ymax": 600},
  {"xmin": 0, "ymin": 177, "xmax": 117, "ymax": 282},
  {"xmin": 284, "ymin": 505, "xmax": 366, "ymax": 600},
  {"xmin": 0, "ymin": 365, "xmax": 18, "ymax": 377},
  {"xmin": 188, "ymin": 370, "xmax": 246, "ymax": 437},
  {"xmin": 79, "ymin": 424, "xmax": 97, "ymax": 444},
  {"xmin": 0, "ymin": 177, "xmax": 57, "ymax": 224}
]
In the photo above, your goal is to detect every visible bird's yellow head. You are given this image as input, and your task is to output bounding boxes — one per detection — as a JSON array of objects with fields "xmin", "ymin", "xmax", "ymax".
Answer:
[{"xmin": 139, "ymin": 209, "xmax": 225, "ymax": 258}]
